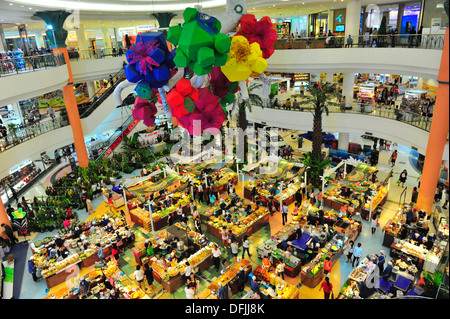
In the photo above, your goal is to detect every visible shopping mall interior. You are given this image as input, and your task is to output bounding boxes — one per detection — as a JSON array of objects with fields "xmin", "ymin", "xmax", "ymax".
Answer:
[{"xmin": 0, "ymin": 0, "xmax": 449, "ymax": 305}]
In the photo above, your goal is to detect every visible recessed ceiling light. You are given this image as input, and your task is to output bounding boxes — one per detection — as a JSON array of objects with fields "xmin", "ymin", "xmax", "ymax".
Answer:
[{"xmin": 9, "ymin": 3, "xmax": 13, "ymax": 5}]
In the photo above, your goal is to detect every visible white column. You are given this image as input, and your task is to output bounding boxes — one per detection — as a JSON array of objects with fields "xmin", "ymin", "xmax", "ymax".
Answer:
[
  {"xmin": 345, "ymin": 0, "xmax": 362, "ymax": 40},
  {"xmin": 338, "ymin": 132, "xmax": 350, "ymax": 152},
  {"xmin": 75, "ymin": 27, "xmax": 89, "ymax": 53},
  {"xmin": 343, "ymin": 72, "xmax": 355, "ymax": 108},
  {"xmin": 34, "ymin": 31, "xmax": 46, "ymax": 50},
  {"xmin": 327, "ymin": 73, "xmax": 334, "ymax": 84},
  {"xmin": 328, "ymin": 10, "xmax": 334, "ymax": 33},
  {"xmin": 87, "ymin": 81, "xmax": 96, "ymax": 98},
  {"xmin": 102, "ymin": 27, "xmax": 112, "ymax": 51}
]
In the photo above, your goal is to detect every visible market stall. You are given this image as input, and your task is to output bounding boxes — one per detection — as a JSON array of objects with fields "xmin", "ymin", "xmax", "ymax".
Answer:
[
  {"xmin": 204, "ymin": 201, "xmax": 270, "ymax": 243},
  {"xmin": 102, "ymin": 188, "xmax": 125, "ymax": 209},
  {"xmin": 44, "ymin": 262, "xmax": 148, "ymax": 299},
  {"xmin": 31, "ymin": 213, "xmax": 129, "ymax": 289},
  {"xmin": 249, "ymin": 264, "xmax": 300, "ymax": 299},
  {"xmin": 256, "ymin": 220, "xmax": 303, "ymax": 277},
  {"xmin": 197, "ymin": 259, "xmax": 253, "ymax": 299}
]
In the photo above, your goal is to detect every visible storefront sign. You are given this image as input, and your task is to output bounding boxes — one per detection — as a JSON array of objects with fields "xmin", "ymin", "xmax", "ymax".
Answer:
[
  {"xmin": 9, "ymin": 160, "xmax": 32, "ymax": 174},
  {"xmin": 102, "ymin": 119, "xmax": 140, "ymax": 158}
]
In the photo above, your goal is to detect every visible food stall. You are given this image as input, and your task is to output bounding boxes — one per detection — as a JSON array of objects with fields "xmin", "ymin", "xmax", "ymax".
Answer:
[
  {"xmin": 389, "ymin": 239, "xmax": 427, "ymax": 271},
  {"xmin": 197, "ymin": 260, "xmax": 253, "ymax": 299},
  {"xmin": 256, "ymin": 221, "xmax": 304, "ymax": 277},
  {"xmin": 249, "ymin": 264, "xmax": 300, "ymax": 299},
  {"xmin": 338, "ymin": 257, "xmax": 377, "ymax": 299},
  {"xmin": 102, "ymin": 188, "xmax": 125, "ymax": 209},
  {"xmin": 356, "ymin": 84, "xmax": 376, "ymax": 112},
  {"xmin": 205, "ymin": 202, "xmax": 270, "ymax": 243},
  {"xmin": 382, "ymin": 208, "xmax": 405, "ymax": 247},
  {"xmin": 127, "ymin": 191, "xmax": 191, "ymax": 231},
  {"xmin": 30, "ymin": 212, "xmax": 129, "ymax": 289},
  {"xmin": 44, "ymin": 263, "xmax": 148, "ymax": 299}
]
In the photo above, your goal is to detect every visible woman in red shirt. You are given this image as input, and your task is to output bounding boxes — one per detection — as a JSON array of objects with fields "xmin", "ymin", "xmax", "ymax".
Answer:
[
  {"xmin": 111, "ymin": 244, "xmax": 119, "ymax": 266},
  {"xmin": 319, "ymin": 276, "xmax": 334, "ymax": 299},
  {"xmin": 323, "ymin": 257, "xmax": 333, "ymax": 276}
]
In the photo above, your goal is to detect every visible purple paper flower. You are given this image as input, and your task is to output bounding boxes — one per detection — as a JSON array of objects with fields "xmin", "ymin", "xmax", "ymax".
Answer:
[{"xmin": 127, "ymin": 38, "xmax": 161, "ymax": 75}]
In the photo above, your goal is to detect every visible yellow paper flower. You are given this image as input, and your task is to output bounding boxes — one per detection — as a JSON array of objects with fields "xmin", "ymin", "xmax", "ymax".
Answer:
[{"xmin": 221, "ymin": 35, "xmax": 268, "ymax": 82}]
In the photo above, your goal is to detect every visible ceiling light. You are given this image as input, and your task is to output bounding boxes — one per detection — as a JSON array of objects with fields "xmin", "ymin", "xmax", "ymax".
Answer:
[
  {"xmin": 9, "ymin": 3, "xmax": 13, "ymax": 5},
  {"xmin": 8, "ymin": 0, "xmax": 228, "ymax": 12}
]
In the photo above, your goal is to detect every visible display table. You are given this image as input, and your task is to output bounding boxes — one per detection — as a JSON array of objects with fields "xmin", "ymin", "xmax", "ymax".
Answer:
[
  {"xmin": 300, "ymin": 266, "xmax": 324, "ymax": 288},
  {"xmin": 389, "ymin": 241, "xmax": 425, "ymax": 270},
  {"xmin": 102, "ymin": 191, "xmax": 124, "ymax": 209}
]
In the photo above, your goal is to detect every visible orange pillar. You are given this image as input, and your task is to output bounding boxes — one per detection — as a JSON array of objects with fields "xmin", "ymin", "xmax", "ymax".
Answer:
[
  {"xmin": 55, "ymin": 47, "xmax": 90, "ymax": 168},
  {"xmin": 416, "ymin": 27, "xmax": 449, "ymax": 215},
  {"xmin": 0, "ymin": 197, "xmax": 11, "ymax": 238}
]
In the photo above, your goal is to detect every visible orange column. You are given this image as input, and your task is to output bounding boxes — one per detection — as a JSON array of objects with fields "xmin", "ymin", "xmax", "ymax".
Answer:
[
  {"xmin": 0, "ymin": 197, "xmax": 11, "ymax": 238},
  {"xmin": 416, "ymin": 27, "xmax": 449, "ymax": 214},
  {"xmin": 55, "ymin": 47, "xmax": 90, "ymax": 168}
]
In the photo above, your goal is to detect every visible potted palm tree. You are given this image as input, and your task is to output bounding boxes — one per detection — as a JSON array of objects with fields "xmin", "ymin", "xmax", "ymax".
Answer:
[{"xmin": 292, "ymin": 82, "xmax": 341, "ymax": 187}]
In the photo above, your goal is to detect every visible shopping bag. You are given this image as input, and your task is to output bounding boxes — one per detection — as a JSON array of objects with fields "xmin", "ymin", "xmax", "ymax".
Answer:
[{"xmin": 396, "ymin": 180, "xmax": 401, "ymax": 185}]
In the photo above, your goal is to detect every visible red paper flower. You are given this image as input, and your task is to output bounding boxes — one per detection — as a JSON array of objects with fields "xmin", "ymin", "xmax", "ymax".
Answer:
[
  {"xmin": 235, "ymin": 14, "xmax": 277, "ymax": 60},
  {"xmin": 166, "ymin": 78, "xmax": 199, "ymax": 119}
]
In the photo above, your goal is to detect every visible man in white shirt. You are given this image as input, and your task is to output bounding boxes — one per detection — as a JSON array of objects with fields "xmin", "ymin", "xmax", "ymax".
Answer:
[
  {"xmin": 281, "ymin": 203, "xmax": 289, "ymax": 225},
  {"xmin": 212, "ymin": 245, "xmax": 222, "ymax": 271}
]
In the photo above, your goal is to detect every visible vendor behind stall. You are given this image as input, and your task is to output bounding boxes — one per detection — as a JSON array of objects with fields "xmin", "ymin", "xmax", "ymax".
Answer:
[{"xmin": 410, "ymin": 232, "xmax": 423, "ymax": 244}]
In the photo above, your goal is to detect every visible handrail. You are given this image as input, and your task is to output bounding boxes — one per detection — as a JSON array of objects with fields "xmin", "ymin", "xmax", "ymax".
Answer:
[
  {"xmin": 79, "ymin": 69, "xmax": 126, "ymax": 118},
  {"xmin": 268, "ymin": 101, "xmax": 433, "ymax": 132},
  {"xmin": 68, "ymin": 48, "xmax": 126, "ymax": 61},
  {"xmin": 399, "ymin": 186, "xmax": 408, "ymax": 208},
  {"xmin": 275, "ymin": 33, "xmax": 445, "ymax": 50},
  {"xmin": 94, "ymin": 113, "xmax": 136, "ymax": 161},
  {"xmin": 0, "ymin": 53, "xmax": 66, "ymax": 77}
]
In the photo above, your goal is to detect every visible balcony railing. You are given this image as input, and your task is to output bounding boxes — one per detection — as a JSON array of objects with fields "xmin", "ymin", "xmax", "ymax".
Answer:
[
  {"xmin": 274, "ymin": 33, "xmax": 445, "ymax": 50},
  {"xmin": 68, "ymin": 48, "xmax": 126, "ymax": 61},
  {"xmin": 267, "ymin": 100, "xmax": 433, "ymax": 132},
  {"xmin": 0, "ymin": 69, "xmax": 130, "ymax": 154},
  {"xmin": 0, "ymin": 53, "xmax": 66, "ymax": 77}
]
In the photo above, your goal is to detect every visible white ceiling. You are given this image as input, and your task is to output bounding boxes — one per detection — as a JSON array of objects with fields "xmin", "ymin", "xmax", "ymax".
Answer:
[{"xmin": 0, "ymin": 0, "xmax": 418, "ymax": 31}]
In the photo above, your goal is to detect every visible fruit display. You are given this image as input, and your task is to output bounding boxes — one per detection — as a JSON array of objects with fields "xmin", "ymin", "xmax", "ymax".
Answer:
[
  {"xmin": 212, "ymin": 168, "xmax": 237, "ymax": 187},
  {"xmin": 271, "ymin": 282, "xmax": 299, "ymax": 299},
  {"xmin": 274, "ymin": 182, "xmax": 301, "ymax": 202},
  {"xmin": 187, "ymin": 244, "xmax": 213, "ymax": 266},
  {"xmin": 340, "ymin": 279, "xmax": 361, "ymax": 299},
  {"xmin": 207, "ymin": 261, "xmax": 250, "ymax": 292},
  {"xmin": 364, "ymin": 186, "xmax": 388, "ymax": 210},
  {"xmin": 40, "ymin": 254, "xmax": 82, "ymax": 278}
]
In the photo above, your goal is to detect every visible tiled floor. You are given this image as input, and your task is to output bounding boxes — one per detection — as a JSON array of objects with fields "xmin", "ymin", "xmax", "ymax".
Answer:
[{"xmin": 7, "ymin": 126, "xmax": 448, "ymax": 299}]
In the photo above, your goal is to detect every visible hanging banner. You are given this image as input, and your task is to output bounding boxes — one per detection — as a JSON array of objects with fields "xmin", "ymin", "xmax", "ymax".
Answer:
[{"xmin": 102, "ymin": 119, "xmax": 140, "ymax": 158}]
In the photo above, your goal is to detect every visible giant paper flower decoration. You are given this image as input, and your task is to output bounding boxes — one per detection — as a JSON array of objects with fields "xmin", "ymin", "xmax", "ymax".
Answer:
[
  {"xmin": 220, "ymin": 35, "xmax": 268, "ymax": 83},
  {"xmin": 235, "ymin": 14, "xmax": 277, "ymax": 60},
  {"xmin": 167, "ymin": 7, "xmax": 231, "ymax": 76},
  {"xmin": 174, "ymin": 87, "xmax": 225, "ymax": 135},
  {"xmin": 132, "ymin": 96, "xmax": 158, "ymax": 127},
  {"xmin": 209, "ymin": 66, "xmax": 239, "ymax": 113},
  {"xmin": 124, "ymin": 31, "xmax": 176, "ymax": 89},
  {"xmin": 166, "ymin": 78, "xmax": 199, "ymax": 119}
]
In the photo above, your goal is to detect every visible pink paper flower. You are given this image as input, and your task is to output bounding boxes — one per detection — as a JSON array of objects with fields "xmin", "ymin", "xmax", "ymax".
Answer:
[{"xmin": 126, "ymin": 38, "xmax": 161, "ymax": 75}]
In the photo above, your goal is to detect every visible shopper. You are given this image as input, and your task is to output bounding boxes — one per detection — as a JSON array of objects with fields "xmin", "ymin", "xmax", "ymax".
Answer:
[
  {"xmin": 86, "ymin": 197, "xmax": 94, "ymax": 214},
  {"xmin": 377, "ymin": 251, "xmax": 386, "ymax": 276},
  {"xmin": 443, "ymin": 188, "xmax": 449, "ymax": 209},
  {"xmin": 242, "ymin": 235, "xmax": 251, "ymax": 259},
  {"xmin": 390, "ymin": 150, "xmax": 398, "ymax": 167},
  {"xmin": 212, "ymin": 244, "xmax": 222, "ymax": 271},
  {"xmin": 185, "ymin": 286, "xmax": 195, "ymax": 299},
  {"xmin": 143, "ymin": 262, "xmax": 154, "ymax": 292},
  {"xmin": 398, "ymin": 169, "xmax": 408, "ymax": 188},
  {"xmin": 352, "ymin": 243, "xmax": 363, "ymax": 267},
  {"xmin": 230, "ymin": 239, "xmax": 239, "ymax": 264},
  {"xmin": 281, "ymin": 202, "xmax": 289, "ymax": 225},
  {"xmin": 133, "ymin": 265, "xmax": 145, "ymax": 290},
  {"xmin": 344, "ymin": 240, "xmax": 354, "ymax": 263},
  {"xmin": 323, "ymin": 257, "xmax": 333, "ymax": 276},
  {"xmin": 346, "ymin": 35, "xmax": 353, "ymax": 48},
  {"xmin": 411, "ymin": 186, "xmax": 419, "ymax": 206},
  {"xmin": 97, "ymin": 243, "xmax": 105, "ymax": 264},
  {"xmin": 221, "ymin": 226, "xmax": 230, "ymax": 248},
  {"xmin": 276, "ymin": 261, "xmax": 285, "ymax": 280},
  {"xmin": 319, "ymin": 276, "xmax": 334, "ymax": 299},
  {"xmin": 111, "ymin": 244, "xmax": 120, "ymax": 266},
  {"xmin": 1, "ymin": 223, "xmax": 18, "ymax": 247},
  {"xmin": 28, "ymin": 256, "xmax": 38, "ymax": 282},
  {"xmin": 371, "ymin": 213, "xmax": 379, "ymax": 234}
]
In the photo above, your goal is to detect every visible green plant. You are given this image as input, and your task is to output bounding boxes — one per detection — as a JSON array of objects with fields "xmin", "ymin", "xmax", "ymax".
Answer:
[
  {"xmin": 418, "ymin": 270, "xmax": 446, "ymax": 299},
  {"xmin": 7, "ymin": 123, "xmax": 19, "ymax": 138},
  {"xmin": 231, "ymin": 82, "xmax": 264, "ymax": 163},
  {"xmin": 302, "ymin": 152, "xmax": 331, "ymax": 188},
  {"xmin": 292, "ymin": 82, "xmax": 341, "ymax": 186}
]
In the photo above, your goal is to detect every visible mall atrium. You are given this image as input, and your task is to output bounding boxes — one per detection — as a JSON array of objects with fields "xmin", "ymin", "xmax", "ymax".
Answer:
[{"xmin": 0, "ymin": 0, "xmax": 448, "ymax": 304}]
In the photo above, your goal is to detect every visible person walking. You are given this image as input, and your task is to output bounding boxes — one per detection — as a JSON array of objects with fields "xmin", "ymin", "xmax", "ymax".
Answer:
[
  {"xmin": 281, "ymin": 202, "xmax": 289, "ymax": 226},
  {"xmin": 344, "ymin": 240, "xmax": 354, "ymax": 263},
  {"xmin": 242, "ymin": 235, "xmax": 251, "ymax": 259},
  {"xmin": 319, "ymin": 276, "xmax": 334, "ymax": 299},
  {"xmin": 399, "ymin": 169, "xmax": 408, "ymax": 188},
  {"xmin": 371, "ymin": 214, "xmax": 379, "ymax": 234},
  {"xmin": 86, "ymin": 197, "xmax": 94, "ymax": 214},
  {"xmin": 352, "ymin": 243, "xmax": 363, "ymax": 267},
  {"xmin": 390, "ymin": 150, "xmax": 398, "ymax": 167},
  {"xmin": 133, "ymin": 265, "xmax": 145, "ymax": 290}
]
